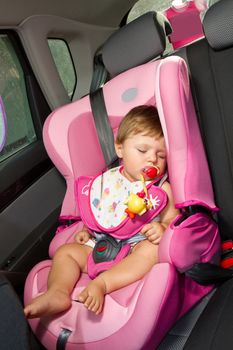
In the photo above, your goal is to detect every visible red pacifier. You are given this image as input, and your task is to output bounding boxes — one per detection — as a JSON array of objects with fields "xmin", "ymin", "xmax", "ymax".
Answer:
[
  {"xmin": 142, "ymin": 166, "xmax": 160, "ymax": 180},
  {"xmin": 124, "ymin": 166, "xmax": 160, "ymax": 219}
]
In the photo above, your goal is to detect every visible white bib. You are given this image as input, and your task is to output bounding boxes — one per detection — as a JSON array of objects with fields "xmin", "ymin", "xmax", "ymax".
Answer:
[{"xmin": 90, "ymin": 167, "xmax": 155, "ymax": 229}]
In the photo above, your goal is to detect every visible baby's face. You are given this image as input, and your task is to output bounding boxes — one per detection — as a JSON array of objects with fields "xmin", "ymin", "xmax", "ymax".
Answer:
[{"xmin": 115, "ymin": 133, "xmax": 167, "ymax": 182}]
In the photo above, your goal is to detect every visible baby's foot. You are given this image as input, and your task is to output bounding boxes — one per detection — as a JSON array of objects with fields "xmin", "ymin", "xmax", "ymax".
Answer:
[
  {"xmin": 24, "ymin": 289, "xmax": 71, "ymax": 318},
  {"xmin": 78, "ymin": 277, "xmax": 106, "ymax": 315}
]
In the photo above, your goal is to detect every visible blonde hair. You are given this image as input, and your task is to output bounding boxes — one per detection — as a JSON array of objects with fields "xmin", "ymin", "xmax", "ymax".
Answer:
[{"xmin": 116, "ymin": 105, "xmax": 163, "ymax": 144}]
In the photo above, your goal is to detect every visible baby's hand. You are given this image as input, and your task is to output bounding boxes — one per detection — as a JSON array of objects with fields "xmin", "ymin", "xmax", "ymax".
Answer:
[
  {"xmin": 141, "ymin": 222, "xmax": 166, "ymax": 245},
  {"xmin": 75, "ymin": 230, "xmax": 90, "ymax": 245}
]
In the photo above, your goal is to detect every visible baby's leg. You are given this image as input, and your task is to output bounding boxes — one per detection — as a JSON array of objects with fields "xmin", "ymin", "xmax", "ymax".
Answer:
[
  {"xmin": 78, "ymin": 240, "xmax": 158, "ymax": 314},
  {"xmin": 24, "ymin": 243, "xmax": 92, "ymax": 318}
]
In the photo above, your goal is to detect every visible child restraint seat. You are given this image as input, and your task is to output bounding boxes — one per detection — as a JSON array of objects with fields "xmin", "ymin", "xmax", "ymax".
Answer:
[{"xmin": 24, "ymin": 12, "xmax": 220, "ymax": 350}]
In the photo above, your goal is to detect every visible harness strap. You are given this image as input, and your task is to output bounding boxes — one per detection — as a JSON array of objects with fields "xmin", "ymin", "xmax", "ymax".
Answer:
[
  {"xmin": 186, "ymin": 262, "xmax": 233, "ymax": 286},
  {"xmin": 94, "ymin": 231, "xmax": 146, "ymax": 246},
  {"xmin": 56, "ymin": 328, "xmax": 72, "ymax": 350}
]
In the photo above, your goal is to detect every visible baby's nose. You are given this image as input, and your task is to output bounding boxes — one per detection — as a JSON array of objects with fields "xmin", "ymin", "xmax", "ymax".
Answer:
[{"xmin": 148, "ymin": 153, "xmax": 157, "ymax": 163}]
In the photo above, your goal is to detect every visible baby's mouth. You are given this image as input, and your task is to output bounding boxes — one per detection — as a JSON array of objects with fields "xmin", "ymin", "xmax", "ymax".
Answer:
[{"xmin": 142, "ymin": 166, "xmax": 160, "ymax": 179}]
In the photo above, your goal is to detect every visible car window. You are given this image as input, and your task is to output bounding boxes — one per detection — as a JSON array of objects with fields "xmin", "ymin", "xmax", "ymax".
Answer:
[
  {"xmin": 0, "ymin": 34, "xmax": 36, "ymax": 162},
  {"xmin": 127, "ymin": 0, "xmax": 172, "ymax": 22},
  {"xmin": 48, "ymin": 39, "xmax": 76, "ymax": 100},
  {"xmin": 0, "ymin": 96, "xmax": 7, "ymax": 152}
]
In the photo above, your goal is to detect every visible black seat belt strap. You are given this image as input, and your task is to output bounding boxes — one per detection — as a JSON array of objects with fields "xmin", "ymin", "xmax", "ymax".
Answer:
[
  {"xmin": 56, "ymin": 328, "xmax": 72, "ymax": 350},
  {"xmin": 90, "ymin": 88, "xmax": 119, "ymax": 168},
  {"xmin": 90, "ymin": 54, "xmax": 108, "ymax": 93},
  {"xmin": 186, "ymin": 262, "xmax": 233, "ymax": 285}
]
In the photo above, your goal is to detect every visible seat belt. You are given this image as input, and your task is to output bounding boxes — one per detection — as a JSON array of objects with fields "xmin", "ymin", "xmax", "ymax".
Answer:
[
  {"xmin": 90, "ymin": 87, "xmax": 119, "ymax": 169},
  {"xmin": 186, "ymin": 262, "xmax": 233, "ymax": 285},
  {"xmin": 90, "ymin": 54, "xmax": 108, "ymax": 94},
  {"xmin": 89, "ymin": 51, "xmax": 118, "ymax": 168}
]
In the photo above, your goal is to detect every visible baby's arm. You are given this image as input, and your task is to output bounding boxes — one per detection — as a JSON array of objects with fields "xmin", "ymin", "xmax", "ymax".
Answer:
[
  {"xmin": 75, "ymin": 225, "xmax": 91, "ymax": 245},
  {"xmin": 141, "ymin": 181, "xmax": 179, "ymax": 244}
]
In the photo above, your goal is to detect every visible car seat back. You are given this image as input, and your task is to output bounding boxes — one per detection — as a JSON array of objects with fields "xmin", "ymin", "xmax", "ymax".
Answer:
[
  {"xmin": 185, "ymin": 0, "xmax": 233, "ymax": 239},
  {"xmin": 179, "ymin": 2, "xmax": 233, "ymax": 348}
]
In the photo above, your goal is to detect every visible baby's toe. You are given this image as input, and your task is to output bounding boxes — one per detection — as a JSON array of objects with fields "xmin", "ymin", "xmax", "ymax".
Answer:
[{"xmin": 78, "ymin": 289, "xmax": 89, "ymax": 303}]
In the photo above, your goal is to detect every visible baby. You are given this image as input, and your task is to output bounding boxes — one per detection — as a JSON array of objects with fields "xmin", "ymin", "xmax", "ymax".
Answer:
[{"xmin": 24, "ymin": 105, "xmax": 179, "ymax": 318}]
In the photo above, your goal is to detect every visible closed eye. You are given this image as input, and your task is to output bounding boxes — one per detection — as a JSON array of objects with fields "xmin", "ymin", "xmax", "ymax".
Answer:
[
  {"xmin": 158, "ymin": 154, "xmax": 166, "ymax": 159},
  {"xmin": 137, "ymin": 149, "xmax": 147, "ymax": 153}
]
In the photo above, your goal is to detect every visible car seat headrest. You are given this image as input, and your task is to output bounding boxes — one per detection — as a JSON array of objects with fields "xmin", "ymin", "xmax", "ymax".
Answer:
[
  {"xmin": 203, "ymin": 0, "xmax": 233, "ymax": 50},
  {"xmin": 102, "ymin": 11, "xmax": 172, "ymax": 77}
]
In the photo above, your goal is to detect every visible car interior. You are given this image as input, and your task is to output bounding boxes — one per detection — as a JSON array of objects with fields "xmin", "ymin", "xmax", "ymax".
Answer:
[{"xmin": 1, "ymin": 0, "xmax": 233, "ymax": 349}]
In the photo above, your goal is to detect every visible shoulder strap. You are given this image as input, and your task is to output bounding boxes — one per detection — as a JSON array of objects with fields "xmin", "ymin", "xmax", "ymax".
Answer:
[
  {"xmin": 90, "ymin": 54, "xmax": 108, "ymax": 93},
  {"xmin": 156, "ymin": 172, "xmax": 168, "ymax": 187},
  {"xmin": 89, "ymin": 88, "xmax": 119, "ymax": 168}
]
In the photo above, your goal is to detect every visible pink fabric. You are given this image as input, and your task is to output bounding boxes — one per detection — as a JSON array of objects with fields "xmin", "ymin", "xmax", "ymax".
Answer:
[
  {"xmin": 177, "ymin": 276, "xmax": 213, "ymax": 319},
  {"xmin": 24, "ymin": 260, "xmax": 213, "ymax": 349},
  {"xmin": 49, "ymin": 221, "xmax": 83, "ymax": 257},
  {"xmin": 25, "ymin": 261, "xmax": 182, "ymax": 349},
  {"xmin": 159, "ymin": 213, "xmax": 220, "ymax": 271},
  {"xmin": 156, "ymin": 56, "xmax": 217, "ymax": 210}
]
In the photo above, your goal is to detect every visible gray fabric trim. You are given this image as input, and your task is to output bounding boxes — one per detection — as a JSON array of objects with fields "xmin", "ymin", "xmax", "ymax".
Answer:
[
  {"xmin": 158, "ymin": 290, "xmax": 215, "ymax": 350},
  {"xmin": 158, "ymin": 172, "xmax": 168, "ymax": 187},
  {"xmin": 94, "ymin": 231, "xmax": 146, "ymax": 245}
]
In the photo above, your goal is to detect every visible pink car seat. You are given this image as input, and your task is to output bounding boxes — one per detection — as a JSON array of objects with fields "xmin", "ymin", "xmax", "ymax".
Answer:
[{"xmin": 24, "ymin": 12, "xmax": 220, "ymax": 350}]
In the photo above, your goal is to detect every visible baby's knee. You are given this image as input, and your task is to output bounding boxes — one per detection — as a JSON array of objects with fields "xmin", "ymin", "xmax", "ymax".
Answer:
[{"xmin": 54, "ymin": 243, "xmax": 81, "ymax": 259}]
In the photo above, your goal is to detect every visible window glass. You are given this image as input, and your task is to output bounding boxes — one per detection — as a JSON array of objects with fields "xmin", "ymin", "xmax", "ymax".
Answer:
[
  {"xmin": 127, "ymin": 0, "xmax": 172, "ymax": 22},
  {"xmin": 48, "ymin": 39, "xmax": 76, "ymax": 99},
  {"xmin": 0, "ymin": 34, "xmax": 36, "ymax": 162},
  {"xmin": 0, "ymin": 96, "xmax": 7, "ymax": 152}
]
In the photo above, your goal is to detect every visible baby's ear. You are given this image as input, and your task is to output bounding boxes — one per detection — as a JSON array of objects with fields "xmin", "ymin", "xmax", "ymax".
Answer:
[{"xmin": 115, "ymin": 142, "xmax": 123, "ymax": 158}]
